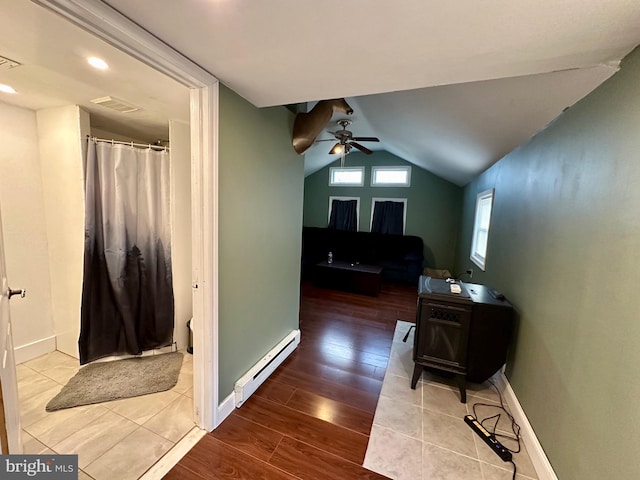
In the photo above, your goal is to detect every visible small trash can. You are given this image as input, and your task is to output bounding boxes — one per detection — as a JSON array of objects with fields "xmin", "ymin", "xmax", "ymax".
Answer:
[{"xmin": 187, "ymin": 319, "xmax": 193, "ymax": 354}]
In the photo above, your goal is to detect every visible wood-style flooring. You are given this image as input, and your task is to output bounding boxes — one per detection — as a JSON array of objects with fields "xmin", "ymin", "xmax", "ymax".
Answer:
[{"xmin": 164, "ymin": 281, "xmax": 418, "ymax": 480}]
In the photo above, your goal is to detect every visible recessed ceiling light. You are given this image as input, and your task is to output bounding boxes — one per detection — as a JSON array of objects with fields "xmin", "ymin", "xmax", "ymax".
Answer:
[
  {"xmin": 88, "ymin": 56, "xmax": 109, "ymax": 70},
  {"xmin": 0, "ymin": 84, "xmax": 16, "ymax": 94}
]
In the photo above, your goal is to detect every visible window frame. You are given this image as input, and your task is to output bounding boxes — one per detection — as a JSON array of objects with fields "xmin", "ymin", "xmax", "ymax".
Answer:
[
  {"xmin": 371, "ymin": 166, "xmax": 412, "ymax": 187},
  {"xmin": 328, "ymin": 196, "xmax": 360, "ymax": 230},
  {"xmin": 470, "ymin": 189, "xmax": 495, "ymax": 271},
  {"xmin": 370, "ymin": 197, "xmax": 407, "ymax": 234},
  {"xmin": 329, "ymin": 166, "xmax": 365, "ymax": 187}
]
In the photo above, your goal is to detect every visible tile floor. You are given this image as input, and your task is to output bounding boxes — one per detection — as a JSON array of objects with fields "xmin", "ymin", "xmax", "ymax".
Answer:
[
  {"xmin": 17, "ymin": 350, "xmax": 195, "ymax": 480},
  {"xmin": 364, "ymin": 321, "xmax": 538, "ymax": 480}
]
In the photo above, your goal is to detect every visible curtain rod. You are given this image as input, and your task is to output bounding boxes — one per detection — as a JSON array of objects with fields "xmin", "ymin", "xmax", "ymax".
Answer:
[{"xmin": 88, "ymin": 135, "xmax": 170, "ymax": 151}]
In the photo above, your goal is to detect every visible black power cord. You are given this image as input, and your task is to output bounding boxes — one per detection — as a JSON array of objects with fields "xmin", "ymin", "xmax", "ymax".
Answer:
[{"xmin": 471, "ymin": 380, "xmax": 521, "ymax": 480}]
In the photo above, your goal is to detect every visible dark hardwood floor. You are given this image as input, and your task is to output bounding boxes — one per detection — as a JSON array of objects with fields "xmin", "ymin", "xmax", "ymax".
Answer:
[{"xmin": 164, "ymin": 280, "xmax": 417, "ymax": 480}]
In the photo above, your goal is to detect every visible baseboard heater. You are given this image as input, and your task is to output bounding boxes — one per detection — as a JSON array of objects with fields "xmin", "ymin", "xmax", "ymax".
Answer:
[{"xmin": 234, "ymin": 329, "xmax": 300, "ymax": 407}]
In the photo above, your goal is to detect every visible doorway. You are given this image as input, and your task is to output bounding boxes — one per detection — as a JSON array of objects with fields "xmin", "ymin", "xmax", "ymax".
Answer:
[
  {"xmin": 0, "ymin": 0, "xmax": 219, "ymax": 475},
  {"xmin": 0, "ymin": 107, "xmax": 197, "ymax": 479}
]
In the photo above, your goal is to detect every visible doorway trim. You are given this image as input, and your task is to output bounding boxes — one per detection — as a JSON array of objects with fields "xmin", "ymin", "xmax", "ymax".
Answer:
[{"xmin": 34, "ymin": 0, "xmax": 220, "ymax": 430}]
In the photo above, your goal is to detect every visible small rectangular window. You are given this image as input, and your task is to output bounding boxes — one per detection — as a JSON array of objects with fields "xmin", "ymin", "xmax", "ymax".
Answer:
[
  {"xmin": 329, "ymin": 167, "xmax": 364, "ymax": 186},
  {"xmin": 470, "ymin": 189, "xmax": 494, "ymax": 271},
  {"xmin": 371, "ymin": 166, "xmax": 411, "ymax": 187}
]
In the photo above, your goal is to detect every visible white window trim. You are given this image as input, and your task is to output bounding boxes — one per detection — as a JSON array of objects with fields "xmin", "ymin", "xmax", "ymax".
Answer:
[
  {"xmin": 470, "ymin": 189, "xmax": 495, "ymax": 271},
  {"xmin": 329, "ymin": 166, "xmax": 365, "ymax": 186},
  {"xmin": 371, "ymin": 166, "xmax": 412, "ymax": 187},
  {"xmin": 328, "ymin": 196, "xmax": 360, "ymax": 230},
  {"xmin": 370, "ymin": 197, "xmax": 407, "ymax": 234}
]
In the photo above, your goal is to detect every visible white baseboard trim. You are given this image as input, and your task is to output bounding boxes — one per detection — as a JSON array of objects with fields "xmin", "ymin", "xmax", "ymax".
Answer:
[
  {"xmin": 139, "ymin": 426, "xmax": 206, "ymax": 480},
  {"xmin": 495, "ymin": 372, "xmax": 558, "ymax": 480},
  {"xmin": 217, "ymin": 392, "xmax": 235, "ymax": 427},
  {"xmin": 15, "ymin": 336, "xmax": 56, "ymax": 364},
  {"xmin": 234, "ymin": 330, "xmax": 300, "ymax": 407}
]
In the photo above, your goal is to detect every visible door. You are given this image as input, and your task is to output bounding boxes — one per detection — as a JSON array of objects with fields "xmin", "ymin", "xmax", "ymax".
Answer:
[{"xmin": 0, "ymin": 204, "xmax": 22, "ymax": 453}]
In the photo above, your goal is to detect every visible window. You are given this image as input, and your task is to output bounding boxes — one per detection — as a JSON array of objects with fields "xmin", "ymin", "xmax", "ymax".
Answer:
[
  {"xmin": 328, "ymin": 196, "xmax": 360, "ymax": 231},
  {"xmin": 470, "ymin": 189, "xmax": 495, "ymax": 271},
  {"xmin": 370, "ymin": 198, "xmax": 407, "ymax": 235},
  {"xmin": 371, "ymin": 166, "xmax": 411, "ymax": 187},
  {"xmin": 329, "ymin": 167, "xmax": 364, "ymax": 186}
]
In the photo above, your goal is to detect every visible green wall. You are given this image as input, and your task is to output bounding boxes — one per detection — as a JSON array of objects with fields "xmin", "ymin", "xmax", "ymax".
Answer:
[
  {"xmin": 455, "ymin": 47, "xmax": 640, "ymax": 479},
  {"xmin": 304, "ymin": 152, "xmax": 462, "ymax": 269},
  {"xmin": 218, "ymin": 85, "xmax": 303, "ymax": 398}
]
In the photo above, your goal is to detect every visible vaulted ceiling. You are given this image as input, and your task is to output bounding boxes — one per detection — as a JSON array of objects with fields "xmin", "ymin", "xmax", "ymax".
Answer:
[
  {"xmin": 305, "ymin": 67, "xmax": 615, "ymax": 185},
  {"xmin": 3, "ymin": 1, "xmax": 640, "ymax": 185},
  {"xmin": 96, "ymin": 0, "xmax": 640, "ymax": 185}
]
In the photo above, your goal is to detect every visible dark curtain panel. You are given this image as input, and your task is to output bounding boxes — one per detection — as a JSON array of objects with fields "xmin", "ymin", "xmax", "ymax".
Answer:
[
  {"xmin": 371, "ymin": 201, "xmax": 405, "ymax": 235},
  {"xmin": 328, "ymin": 199, "xmax": 358, "ymax": 231},
  {"xmin": 79, "ymin": 139, "xmax": 174, "ymax": 365}
]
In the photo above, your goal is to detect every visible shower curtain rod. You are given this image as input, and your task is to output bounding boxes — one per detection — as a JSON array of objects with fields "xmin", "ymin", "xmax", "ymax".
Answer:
[{"xmin": 88, "ymin": 135, "xmax": 170, "ymax": 151}]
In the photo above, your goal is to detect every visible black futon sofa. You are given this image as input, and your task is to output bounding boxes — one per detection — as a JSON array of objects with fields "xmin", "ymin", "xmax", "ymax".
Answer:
[{"xmin": 301, "ymin": 226, "xmax": 424, "ymax": 285}]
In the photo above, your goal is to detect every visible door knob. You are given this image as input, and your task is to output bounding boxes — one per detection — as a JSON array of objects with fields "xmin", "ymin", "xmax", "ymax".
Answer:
[{"xmin": 8, "ymin": 288, "xmax": 26, "ymax": 299}]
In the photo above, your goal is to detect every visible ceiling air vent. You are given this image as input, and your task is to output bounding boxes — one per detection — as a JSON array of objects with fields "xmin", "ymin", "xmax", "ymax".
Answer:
[
  {"xmin": 90, "ymin": 96, "xmax": 140, "ymax": 113},
  {"xmin": 0, "ymin": 55, "xmax": 21, "ymax": 69}
]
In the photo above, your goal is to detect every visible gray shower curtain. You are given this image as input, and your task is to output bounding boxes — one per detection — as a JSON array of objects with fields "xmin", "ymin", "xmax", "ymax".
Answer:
[{"xmin": 79, "ymin": 139, "xmax": 174, "ymax": 365}]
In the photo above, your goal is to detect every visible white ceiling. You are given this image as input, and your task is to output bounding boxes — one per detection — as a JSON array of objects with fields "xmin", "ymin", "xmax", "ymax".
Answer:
[
  {"xmin": 3, "ymin": 1, "xmax": 640, "ymax": 184},
  {"xmin": 0, "ymin": 0, "xmax": 189, "ymax": 142},
  {"xmin": 104, "ymin": 0, "xmax": 640, "ymax": 107},
  {"xmin": 104, "ymin": 0, "xmax": 640, "ymax": 184}
]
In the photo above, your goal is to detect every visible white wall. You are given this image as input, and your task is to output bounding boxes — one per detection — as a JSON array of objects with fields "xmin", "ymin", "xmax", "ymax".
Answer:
[
  {"xmin": 37, "ymin": 105, "xmax": 88, "ymax": 359},
  {"xmin": 0, "ymin": 102, "xmax": 55, "ymax": 362},
  {"xmin": 89, "ymin": 127, "xmax": 150, "ymax": 145},
  {"xmin": 169, "ymin": 120, "xmax": 192, "ymax": 350}
]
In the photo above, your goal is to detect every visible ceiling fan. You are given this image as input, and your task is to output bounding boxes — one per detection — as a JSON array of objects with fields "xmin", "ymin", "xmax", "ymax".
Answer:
[{"xmin": 317, "ymin": 119, "xmax": 380, "ymax": 156}]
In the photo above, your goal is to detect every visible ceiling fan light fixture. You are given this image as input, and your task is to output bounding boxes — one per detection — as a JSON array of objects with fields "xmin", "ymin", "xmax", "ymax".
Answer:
[
  {"xmin": 329, "ymin": 143, "xmax": 343, "ymax": 155},
  {"xmin": 325, "ymin": 119, "xmax": 379, "ymax": 156}
]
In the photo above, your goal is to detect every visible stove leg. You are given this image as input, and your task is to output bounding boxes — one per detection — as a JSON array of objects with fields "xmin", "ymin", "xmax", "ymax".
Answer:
[
  {"xmin": 411, "ymin": 364, "xmax": 423, "ymax": 389},
  {"xmin": 457, "ymin": 374, "xmax": 467, "ymax": 403}
]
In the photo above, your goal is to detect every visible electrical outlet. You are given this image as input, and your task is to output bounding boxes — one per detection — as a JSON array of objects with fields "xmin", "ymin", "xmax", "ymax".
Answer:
[{"xmin": 466, "ymin": 269, "xmax": 473, "ymax": 278}]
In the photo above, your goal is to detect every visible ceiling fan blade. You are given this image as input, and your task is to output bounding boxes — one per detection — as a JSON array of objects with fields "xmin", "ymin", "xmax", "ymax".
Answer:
[
  {"xmin": 352, "ymin": 137, "xmax": 380, "ymax": 142},
  {"xmin": 314, "ymin": 138, "xmax": 337, "ymax": 143},
  {"xmin": 350, "ymin": 142, "xmax": 373, "ymax": 155},
  {"xmin": 329, "ymin": 142, "xmax": 344, "ymax": 155}
]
